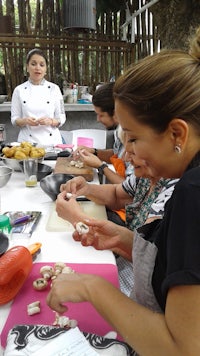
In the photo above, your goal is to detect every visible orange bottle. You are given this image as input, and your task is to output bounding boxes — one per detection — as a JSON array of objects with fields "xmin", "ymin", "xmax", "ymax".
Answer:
[{"xmin": 0, "ymin": 245, "xmax": 32, "ymax": 305}]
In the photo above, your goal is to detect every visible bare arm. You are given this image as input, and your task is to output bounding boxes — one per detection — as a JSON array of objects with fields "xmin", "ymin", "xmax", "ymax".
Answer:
[
  {"xmin": 47, "ymin": 273, "xmax": 200, "ymax": 356},
  {"xmin": 95, "ymin": 148, "xmax": 114, "ymax": 162},
  {"xmin": 76, "ymin": 149, "xmax": 124, "ymax": 183},
  {"xmin": 15, "ymin": 117, "xmax": 39, "ymax": 127},
  {"xmin": 98, "ymin": 165, "xmax": 125, "ymax": 184},
  {"xmin": 72, "ymin": 218, "xmax": 134, "ymax": 260},
  {"xmin": 60, "ymin": 176, "xmax": 132, "ymax": 210},
  {"xmin": 73, "ymin": 147, "xmax": 114, "ymax": 163},
  {"xmin": 15, "ymin": 117, "xmax": 58, "ymax": 127}
]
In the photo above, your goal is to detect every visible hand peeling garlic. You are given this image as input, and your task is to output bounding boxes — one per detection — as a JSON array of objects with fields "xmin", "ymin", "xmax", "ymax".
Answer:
[{"xmin": 66, "ymin": 192, "xmax": 73, "ymax": 200}]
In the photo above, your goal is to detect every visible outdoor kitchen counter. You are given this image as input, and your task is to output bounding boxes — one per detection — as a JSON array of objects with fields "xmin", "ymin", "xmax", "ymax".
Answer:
[{"xmin": 0, "ymin": 102, "xmax": 94, "ymax": 112}]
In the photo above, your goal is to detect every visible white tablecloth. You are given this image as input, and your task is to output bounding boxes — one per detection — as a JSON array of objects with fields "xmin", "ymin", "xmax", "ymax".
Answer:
[{"xmin": 0, "ymin": 161, "xmax": 115, "ymax": 355}]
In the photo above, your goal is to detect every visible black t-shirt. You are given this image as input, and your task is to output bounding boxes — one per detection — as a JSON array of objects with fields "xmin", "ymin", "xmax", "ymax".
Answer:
[{"xmin": 138, "ymin": 165, "xmax": 200, "ymax": 311}]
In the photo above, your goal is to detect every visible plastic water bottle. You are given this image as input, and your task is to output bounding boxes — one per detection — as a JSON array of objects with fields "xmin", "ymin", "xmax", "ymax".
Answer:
[{"xmin": 72, "ymin": 85, "xmax": 78, "ymax": 103}]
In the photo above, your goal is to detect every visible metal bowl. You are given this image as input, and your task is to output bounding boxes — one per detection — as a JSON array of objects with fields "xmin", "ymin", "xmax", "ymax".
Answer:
[
  {"xmin": 0, "ymin": 166, "xmax": 13, "ymax": 187},
  {"xmin": 0, "ymin": 95, "xmax": 7, "ymax": 104},
  {"xmin": 40, "ymin": 173, "xmax": 74, "ymax": 201},
  {"xmin": 19, "ymin": 161, "xmax": 52, "ymax": 181},
  {"xmin": 1, "ymin": 157, "xmax": 43, "ymax": 172},
  {"xmin": 0, "ymin": 232, "xmax": 9, "ymax": 256}
]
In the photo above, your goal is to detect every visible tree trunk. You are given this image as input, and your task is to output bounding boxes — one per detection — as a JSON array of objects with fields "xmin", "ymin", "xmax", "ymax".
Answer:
[{"xmin": 149, "ymin": 0, "xmax": 200, "ymax": 50}]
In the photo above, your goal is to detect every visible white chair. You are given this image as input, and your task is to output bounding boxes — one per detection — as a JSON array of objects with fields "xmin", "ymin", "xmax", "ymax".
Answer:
[
  {"xmin": 70, "ymin": 129, "xmax": 107, "ymax": 149},
  {"xmin": 59, "ymin": 130, "xmax": 73, "ymax": 144}
]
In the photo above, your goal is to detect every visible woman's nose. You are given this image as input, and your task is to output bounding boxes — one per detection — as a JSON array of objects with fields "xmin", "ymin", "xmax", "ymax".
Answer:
[{"xmin": 125, "ymin": 151, "xmax": 132, "ymax": 162}]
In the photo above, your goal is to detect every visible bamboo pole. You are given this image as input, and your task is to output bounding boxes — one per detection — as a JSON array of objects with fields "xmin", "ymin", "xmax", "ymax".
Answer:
[{"xmin": 0, "ymin": 0, "xmax": 159, "ymax": 97}]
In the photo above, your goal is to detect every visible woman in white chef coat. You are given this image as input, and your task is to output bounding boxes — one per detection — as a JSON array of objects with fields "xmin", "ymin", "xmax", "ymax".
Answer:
[{"xmin": 11, "ymin": 48, "xmax": 66, "ymax": 146}]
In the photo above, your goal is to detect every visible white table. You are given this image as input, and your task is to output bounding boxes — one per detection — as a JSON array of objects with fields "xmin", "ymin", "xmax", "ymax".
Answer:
[{"xmin": 0, "ymin": 161, "xmax": 115, "ymax": 354}]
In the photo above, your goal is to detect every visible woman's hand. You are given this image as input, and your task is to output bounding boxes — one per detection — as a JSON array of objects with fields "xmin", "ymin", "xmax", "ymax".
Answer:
[
  {"xmin": 56, "ymin": 191, "xmax": 87, "ymax": 224},
  {"xmin": 60, "ymin": 176, "xmax": 89, "ymax": 196},
  {"xmin": 37, "ymin": 117, "xmax": 52, "ymax": 126},
  {"xmin": 73, "ymin": 146, "xmax": 94, "ymax": 159},
  {"xmin": 25, "ymin": 117, "xmax": 39, "ymax": 126},
  {"xmin": 72, "ymin": 218, "xmax": 133, "ymax": 256},
  {"xmin": 46, "ymin": 272, "xmax": 103, "ymax": 313},
  {"xmin": 78, "ymin": 149, "xmax": 102, "ymax": 168}
]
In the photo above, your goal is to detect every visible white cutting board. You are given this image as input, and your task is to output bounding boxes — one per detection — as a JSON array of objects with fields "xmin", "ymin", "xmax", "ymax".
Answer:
[{"xmin": 46, "ymin": 201, "xmax": 107, "ymax": 232}]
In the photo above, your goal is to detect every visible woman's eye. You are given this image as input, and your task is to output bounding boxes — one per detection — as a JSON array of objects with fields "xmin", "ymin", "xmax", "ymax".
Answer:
[{"xmin": 128, "ymin": 138, "xmax": 137, "ymax": 143}]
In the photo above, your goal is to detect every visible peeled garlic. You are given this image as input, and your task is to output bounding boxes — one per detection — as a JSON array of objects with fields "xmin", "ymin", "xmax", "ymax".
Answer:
[
  {"xmin": 62, "ymin": 266, "xmax": 75, "ymax": 274},
  {"xmin": 27, "ymin": 301, "xmax": 41, "ymax": 315},
  {"xmin": 76, "ymin": 221, "xmax": 89, "ymax": 235},
  {"xmin": 66, "ymin": 192, "xmax": 73, "ymax": 200}
]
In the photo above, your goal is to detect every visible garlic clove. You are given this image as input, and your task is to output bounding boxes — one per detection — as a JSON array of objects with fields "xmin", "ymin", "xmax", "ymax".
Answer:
[{"xmin": 76, "ymin": 221, "xmax": 89, "ymax": 235}]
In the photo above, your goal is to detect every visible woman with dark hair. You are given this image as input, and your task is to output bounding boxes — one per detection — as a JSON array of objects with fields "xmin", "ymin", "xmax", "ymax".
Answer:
[
  {"xmin": 46, "ymin": 28, "xmax": 200, "ymax": 356},
  {"xmin": 11, "ymin": 48, "xmax": 66, "ymax": 146}
]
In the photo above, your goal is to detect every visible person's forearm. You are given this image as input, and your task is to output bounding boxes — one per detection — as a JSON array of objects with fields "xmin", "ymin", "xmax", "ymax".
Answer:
[
  {"xmin": 50, "ymin": 118, "xmax": 60, "ymax": 127},
  {"xmin": 112, "ymin": 226, "xmax": 133, "ymax": 260},
  {"xmin": 84, "ymin": 183, "xmax": 122, "ymax": 209},
  {"xmin": 102, "ymin": 166, "xmax": 125, "ymax": 184},
  {"xmin": 94, "ymin": 148, "xmax": 114, "ymax": 163},
  {"xmin": 87, "ymin": 278, "xmax": 182, "ymax": 356},
  {"xmin": 15, "ymin": 118, "xmax": 28, "ymax": 127}
]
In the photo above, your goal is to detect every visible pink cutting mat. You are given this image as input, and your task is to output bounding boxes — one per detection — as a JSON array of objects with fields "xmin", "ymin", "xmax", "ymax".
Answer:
[{"xmin": 1, "ymin": 262, "xmax": 120, "ymax": 348}]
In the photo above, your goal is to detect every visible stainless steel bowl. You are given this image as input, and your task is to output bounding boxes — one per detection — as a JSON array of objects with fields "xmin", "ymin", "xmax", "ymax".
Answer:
[
  {"xmin": 0, "ymin": 166, "xmax": 12, "ymax": 187},
  {"xmin": 40, "ymin": 173, "xmax": 74, "ymax": 201},
  {"xmin": 1, "ymin": 157, "xmax": 43, "ymax": 172},
  {"xmin": 1, "ymin": 157, "xmax": 22, "ymax": 171}
]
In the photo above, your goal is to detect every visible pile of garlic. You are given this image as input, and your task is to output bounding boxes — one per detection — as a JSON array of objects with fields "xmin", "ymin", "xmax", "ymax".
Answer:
[
  {"xmin": 70, "ymin": 160, "xmax": 84, "ymax": 169},
  {"xmin": 27, "ymin": 262, "xmax": 78, "ymax": 328}
]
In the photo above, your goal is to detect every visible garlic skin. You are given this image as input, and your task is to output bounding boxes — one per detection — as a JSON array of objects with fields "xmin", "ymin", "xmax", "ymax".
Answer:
[
  {"xmin": 27, "ymin": 301, "xmax": 41, "ymax": 315},
  {"xmin": 53, "ymin": 312, "xmax": 78, "ymax": 328},
  {"xmin": 62, "ymin": 266, "xmax": 75, "ymax": 274},
  {"xmin": 76, "ymin": 221, "xmax": 89, "ymax": 235}
]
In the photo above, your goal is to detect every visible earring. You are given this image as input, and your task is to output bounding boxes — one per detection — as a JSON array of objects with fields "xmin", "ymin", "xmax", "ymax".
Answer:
[{"xmin": 174, "ymin": 145, "xmax": 182, "ymax": 153}]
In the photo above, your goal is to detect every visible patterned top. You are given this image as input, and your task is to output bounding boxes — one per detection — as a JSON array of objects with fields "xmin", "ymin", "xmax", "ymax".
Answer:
[{"xmin": 122, "ymin": 175, "xmax": 179, "ymax": 231}]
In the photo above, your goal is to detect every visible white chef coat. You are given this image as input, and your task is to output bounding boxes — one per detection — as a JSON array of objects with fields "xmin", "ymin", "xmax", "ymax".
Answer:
[{"xmin": 11, "ymin": 79, "xmax": 66, "ymax": 146}]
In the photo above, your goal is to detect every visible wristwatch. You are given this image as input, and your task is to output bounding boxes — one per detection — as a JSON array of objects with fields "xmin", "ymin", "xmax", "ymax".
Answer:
[
  {"xmin": 94, "ymin": 148, "xmax": 98, "ymax": 156},
  {"xmin": 98, "ymin": 162, "xmax": 108, "ymax": 175}
]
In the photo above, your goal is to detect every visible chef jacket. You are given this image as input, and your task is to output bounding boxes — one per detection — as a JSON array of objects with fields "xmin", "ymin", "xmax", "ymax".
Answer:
[{"xmin": 11, "ymin": 79, "xmax": 66, "ymax": 146}]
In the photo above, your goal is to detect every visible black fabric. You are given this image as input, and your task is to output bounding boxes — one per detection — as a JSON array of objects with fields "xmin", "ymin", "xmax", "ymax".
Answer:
[
  {"xmin": 138, "ymin": 165, "xmax": 200, "ymax": 311},
  {"xmin": 106, "ymin": 208, "xmax": 126, "ymax": 227}
]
